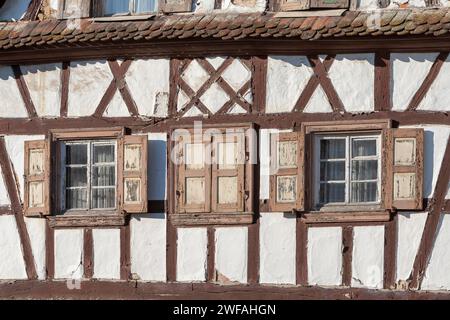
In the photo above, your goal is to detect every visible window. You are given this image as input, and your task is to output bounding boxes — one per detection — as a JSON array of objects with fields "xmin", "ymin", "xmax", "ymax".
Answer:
[
  {"xmin": 277, "ymin": 0, "xmax": 350, "ymax": 11},
  {"xmin": 313, "ymin": 134, "xmax": 381, "ymax": 209},
  {"xmin": 93, "ymin": 0, "xmax": 157, "ymax": 16}
]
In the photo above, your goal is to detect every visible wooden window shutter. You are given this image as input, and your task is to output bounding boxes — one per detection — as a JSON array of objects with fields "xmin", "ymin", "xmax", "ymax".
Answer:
[
  {"xmin": 159, "ymin": 0, "xmax": 192, "ymax": 13},
  {"xmin": 24, "ymin": 140, "xmax": 50, "ymax": 216},
  {"xmin": 269, "ymin": 131, "xmax": 305, "ymax": 212},
  {"xmin": 211, "ymin": 132, "xmax": 245, "ymax": 213},
  {"xmin": 310, "ymin": 0, "xmax": 349, "ymax": 8},
  {"xmin": 279, "ymin": 0, "xmax": 310, "ymax": 11},
  {"xmin": 176, "ymin": 134, "xmax": 211, "ymax": 213},
  {"xmin": 61, "ymin": 0, "xmax": 91, "ymax": 18},
  {"xmin": 385, "ymin": 128, "xmax": 424, "ymax": 210},
  {"xmin": 118, "ymin": 135, "xmax": 148, "ymax": 213}
]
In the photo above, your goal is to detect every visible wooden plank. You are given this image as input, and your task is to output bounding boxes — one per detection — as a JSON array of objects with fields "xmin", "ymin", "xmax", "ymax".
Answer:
[
  {"xmin": 384, "ymin": 214, "xmax": 398, "ymax": 289},
  {"xmin": 252, "ymin": 56, "xmax": 267, "ymax": 114},
  {"xmin": 166, "ymin": 221, "xmax": 177, "ymax": 282},
  {"xmin": 12, "ymin": 65, "xmax": 38, "ymax": 118},
  {"xmin": 374, "ymin": 51, "xmax": 392, "ymax": 112},
  {"xmin": 342, "ymin": 226, "xmax": 353, "ymax": 287},
  {"xmin": 169, "ymin": 59, "xmax": 181, "ymax": 117},
  {"xmin": 83, "ymin": 229, "xmax": 94, "ymax": 279},
  {"xmin": 247, "ymin": 216, "xmax": 260, "ymax": 284},
  {"xmin": 207, "ymin": 227, "xmax": 215, "ymax": 282},
  {"xmin": 60, "ymin": 61, "xmax": 70, "ymax": 117},
  {"xmin": 0, "ymin": 205, "xmax": 13, "ymax": 215},
  {"xmin": 45, "ymin": 220, "xmax": 54, "ymax": 279},
  {"xmin": 120, "ymin": 225, "xmax": 131, "ymax": 280},
  {"xmin": 296, "ymin": 218, "xmax": 308, "ymax": 286},
  {"xmin": 22, "ymin": 0, "xmax": 43, "ymax": 21}
]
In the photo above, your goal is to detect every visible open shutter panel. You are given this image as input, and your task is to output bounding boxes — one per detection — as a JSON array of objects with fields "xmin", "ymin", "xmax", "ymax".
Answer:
[
  {"xmin": 176, "ymin": 134, "xmax": 211, "ymax": 213},
  {"xmin": 386, "ymin": 128, "xmax": 424, "ymax": 210},
  {"xmin": 62, "ymin": 0, "xmax": 91, "ymax": 18},
  {"xmin": 24, "ymin": 140, "xmax": 50, "ymax": 216},
  {"xmin": 160, "ymin": 0, "xmax": 192, "ymax": 13},
  {"xmin": 119, "ymin": 135, "xmax": 148, "ymax": 213},
  {"xmin": 280, "ymin": 0, "xmax": 310, "ymax": 11},
  {"xmin": 269, "ymin": 131, "xmax": 305, "ymax": 212},
  {"xmin": 211, "ymin": 132, "xmax": 245, "ymax": 213}
]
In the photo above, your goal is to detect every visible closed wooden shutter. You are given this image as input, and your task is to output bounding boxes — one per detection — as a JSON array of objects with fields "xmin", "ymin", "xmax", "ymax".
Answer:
[
  {"xmin": 279, "ymin": 0, "xmax": 310, "ymax": 11},
  {"xmin": 385, "ymin": 128, "xmax": 424, "ymax": 210},
  {"xmin": 269, "ymin": 131, "xmax": 305, "ymax": 212},
  {"xmin": 211, "ymin": 132, "xmax": 245, "ymax": 213},
  {"xmin": 118, "ymin": 135, "xmax": 148, "ymax": 213},
  {"xmin": 24, "ymin": 140, "xmax": 50, "ymax": 216},
  {"xmin": 160, "ymin": 0, "xmax": 192, "ymax": 13},
  {"xmin": 176, "ymin": 134, "xmax": 211, "ymax": 213}
]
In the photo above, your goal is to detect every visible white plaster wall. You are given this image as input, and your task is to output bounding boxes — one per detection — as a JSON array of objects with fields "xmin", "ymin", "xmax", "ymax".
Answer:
[
  {"xmin": 193, "ymin": 0, "xmax": 266, "ymax": 12},
  {"xmin": 0, "ymin": 165, "xmax": 10, "ymax": 205},
  {"xmin": 0, "ymin": 215, "xmax": 27, "ymax": 279},
  {"xmin": 357, "ymin": 0, "xmax": 378, "ymax": 10},
  {"xmin": 0, "ymin": 66, "xmax": 28, "ymax": 118},
  {"xmin": 396, "ymin": 212, "xmax": 428, "ymax": 282},
  {"xmin": 148, "ymin": 133, "xmax": 167, "ymax": 201},
  {"xmin": 21, "ymin": 64, "xmax": 62, "ymax": 118},
  {"xmin": 303, "ymin": 86, "xmax": 333, "ymax": 113},
  {"xmin": 266, "ymin": 56, "xmax": 313, "ymax": 114},
  {"xmin": 68, "ymin": 60, "xmax": 113, "ymax": 117},
  {"xmin": 4, "ymin": 135, "xmax": 45, "ymax": 201},
  {"xmin": 307, "ymin": 227, "xmax": 342, "ymax": 286},
  {"xmin": 103, "ymin": 91, "xmax": 130, "ymax": 117},
  {"xmin": 259, "ymin": 212, "xmax": 296, "ymax": 284},
  {"xmin": 54, "ymin": 229, "xmax": 83, "ymax": 279},
  {"xmin": 93, "ymin": 229, "xmax": 120, "ymax": 280},
  {"xmin": 422, "ymin": 214, "xmax": 450, "ymax": 290},
  {"xmin": 130, "ymin": 213, "xmax": 166, "ymax": 282},
  {"xmin": 25, "ymin": 217, "xmax": 46, "ymax": 280},
  {"xmin": 418, "ymin": 54, "xmax": 450, "ymax": 111},
  {"xmin": 351, "ymin": 226, "xmax": 384, "ymax": 289},
  {"xmin": 0, "ymin": 0, "xmax": 30, "ymax": 21},
  {"xmin": 328, "ymin": 54, "xmax": 375, "ymax": 112},
  {"xmin": 215, "ymin": 227, "xmax": 248, "ymax": 283},
  {"xmin": 391, "ymin": 53, "xmax": 439, "ymax": 111},
  {"xmin": 177, "ymin": 228, "xmax": 207, "ymax": 282},
  {"xmin": 126, "ymin": 58, "xmax": 170, "ymax": 118}
]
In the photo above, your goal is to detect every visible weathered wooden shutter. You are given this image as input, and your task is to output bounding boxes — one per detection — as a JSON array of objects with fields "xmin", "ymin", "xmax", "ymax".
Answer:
[
  {"xmin": 160, "ymin": 0, "xmax": 192, "ymax": 13},
  {"xmin": 279, "ymin": 0, "xmax": 310, "ymax": 11},
  {"xmin": 269, "ymin": 131, "xmax": 305, "ymax": 212},
  {"xmin": 118, "ymin": 135, "xmax": 148, "ymax": 213},
  {"xmin": 61, "ymin": 0, "xmax": 91, "ymax": 18},
  {"xmin": 310, "ymin": 0, "xmax": 349, "ymax": 8},
  {"xmin": 24, "ymin": 140, "xmax": 50, "ymax": 216},
  {"xmin": 211, "ymin": 132, "xmax": 245, "ymax": 213},
  {"xmin": 385, "ymin": 128, "xmax": 424, "ymax": 210},
  {"xmin": 176, "ymin": 135, "xmax": 211, "ymax": 213}
]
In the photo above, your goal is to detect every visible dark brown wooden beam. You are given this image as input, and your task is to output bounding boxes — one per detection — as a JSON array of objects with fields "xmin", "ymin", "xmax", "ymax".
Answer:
[
  {"xmin": 60, "ymin": 61, "xmax": 70, "ymax": 117},
  {"xmin": 22, "ymin": 0, "xmax": 43, "ymax": 21},
  {"xmin": 83, "ymin": 228, "xmax": 94, "ymax": 279},
  {"xmin": 384, "ymin": 215, "xmax": 398, "ymax": 289},
  {"xmin": 342, "ymin": 226, "xmax": 353, "ymax": 287},
  {"xmin": 207, "ymin": 227, "xmax": 215, "ymax": 282},
  {"xmin": 374, "ymin": 51, "xmax": 392, "ymax": 112},
  {"xmin": 120, "ymin": 225, "xmax": 131, "ymax": 281},
  {"xmin": 45, "ymin": 220, "xmax": 54, "ymax": 280},
  {"xmin": 166, "ymin": 220, "xmax": 177, "ymax": 282},
  {"xmin": 251, "ymin": 56, "xmax": 267, "ymax": 114},
  {"xmin": 0, "ymin": 205, "xmax": 13, "ymax": 215},
  {"xmin": 247, "ymin": 215, "xmax": 260, "ymax": 284},
  {"xmin": 12, "ymin": 65, "xmax": 38, "ymax": 118},
  {"xmin": 296, "ymin": 219, "xmax": 308, "ymax": 286}
]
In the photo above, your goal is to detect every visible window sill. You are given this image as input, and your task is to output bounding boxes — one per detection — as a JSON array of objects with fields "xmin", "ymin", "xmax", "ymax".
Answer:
[
  {"xmin": 47, "ymin": 214, "xmax": 128, "ymax": 228},
  {"xmin": 90, "ymin": 14, "xmax": 156, "ymax": 22},
  {"xmin": 170, "ymin": 212, "xmax": 255, "ymax": 227},
  {"xmin": 273, "ymin": 9, "xmax": 347, "ymax": 18},
  {"xmin": 300, "ymin": 211, "xmax": 391, "ymax": 224}
]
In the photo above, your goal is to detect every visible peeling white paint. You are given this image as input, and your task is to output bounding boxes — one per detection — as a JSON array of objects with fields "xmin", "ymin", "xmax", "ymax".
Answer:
[
  {"xmin": 422, "ymin": 214, "xmax": 450, "ymax": 290},
  {"xmin": 391, "ymin": 53, "xmax": 439, "ymax": 111},
  {"xmin": 215, "ymin": 227, "xmax": 248, "ymax": 283},
  {"xmin": 130, "ymin": 213, "xmax": 166, "ymax": 282},
  {"xmin": 93, "ymin": 229, "xmax": 120, "ymax": 280},
  {"xmin": 396, "ymin": 212, "xmax": 428, "ymax": 282},
  {"xmin": 0, "ymin": 66, "xmax": 28, "ymax": 118},
  {"xmin": 177, "ymin": 228, "xmax": 207, "ymax": 282},
  {"xmin": 25, "ymin": 217, "xmax": 46, "ymax": 280},
  {"xmin": 54, "ymin": 229, "xmax": 83, "ymax": 279},
  {"xmin": 352, "ymin": 226, "xmax": 384, "ymax": 289},
  {"xmin": 0, "ymin": 165, "xmax": 11, "ymax": 205},
  {"xmin": 260, "ymin": 212, "xmax": 296, "ymax": 284},
  {"xmin": 418, "ymin": 54, "xmax": 450, "ymax": 111},
  {"xmin": 21, "ymin": 64, "xmax": 62, "ymax": 118},
  {"xmin": 307, "ymin": 227, "xmax": 342, "ymax": 286},
  {"xmin": 328, "ymin": 54, "xmax": 375, "ymax": 112},
  {"xmin": 148, "ymin": 133, "xmax": 167, "ymax": 201},
  {"xmin": 0, "ymin": 215, "xmax": 27, "ymax": 279}
]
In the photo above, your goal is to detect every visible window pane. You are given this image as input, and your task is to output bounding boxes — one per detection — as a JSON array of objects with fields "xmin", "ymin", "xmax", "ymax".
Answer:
[
  {"xmin": 320, "ymin": 139, "xmax": 345, "ymax": 159},
  {"xmin": 66, "ymin": 188, "xmax": 88, "ymax": 209},
  {"xmin": 319, "ymin": 183, "xmax": 345, "ymax": 203},
  {"xmin": 351, "ymin": 182, "xmax": 377, "ymax": 203},
  {"xmin": 351, "ymin": 160, "xmax": 378, "ymax": 180},
  {"xmin": 66, "ymin": 167, "xmax": 87, "ymax": 187},
  {"xmin": 92, "ymin": 188, "xmax": 115, "ymax": 209},
  {"xmin": 100, "ymin": 0, "xmax": 130, "ymax": 15},
  {"xmin": 135, "ymin": 0, "xmax": 156, "ymax": 12},
  {"xmin": 352, "ymin": 139, "xmax": 377, "ymax": 157},
  {"xmin": 320, "ymin": 161, "xmax": 345, "ymax": 181},
  {"xmin": 185, "ymin": 143, "xmax": 204, "ymax": 170},
  {"xmin": 66, "ymin": 144, "xmax": 87, "ymax": 165},
  {"xmin": 93, "ymin": 144, "xmax": 115, "ymax": 164},
  {"xmin": 92, "ymin": 166, "xmax": 115, "ymax": 187}
]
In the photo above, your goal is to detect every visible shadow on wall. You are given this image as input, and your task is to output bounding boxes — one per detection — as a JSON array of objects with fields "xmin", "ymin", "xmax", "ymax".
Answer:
[
  {"xmin": 147, "ymin": 139, "xmax": 167, "ymax": 202},
  {"xmin": 0, "ymin": 62, "xmax": 64, "ymax": 80},
  {"xmin": 424, "ymin": 130, "xmax": 434, "ymax": 198},
  {"xmin": 0, "ymin": 0, "xmax": 31, "ymax": 21}
]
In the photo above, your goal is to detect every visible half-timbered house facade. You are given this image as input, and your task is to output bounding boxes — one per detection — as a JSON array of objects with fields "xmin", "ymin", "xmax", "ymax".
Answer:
[{"xmin": 1, "ymin": 0, "xmax": 450, "ymax": 299}]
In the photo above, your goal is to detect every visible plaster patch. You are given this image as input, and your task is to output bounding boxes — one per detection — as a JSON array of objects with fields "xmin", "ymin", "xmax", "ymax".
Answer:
[
  {"xmin": 25, "ymin": 217, "xmax": 46, "ymax": 280},
  {"xmin": 260, "ymin": 212, "xmax": 296, "ymax": 284},
  {"xmin": 308, "ymin": 227, "xmax": 342, "ymax": 286},
  {"xmin": 54, "ymin": 229, "xmax": 83, "ymax": 279},
  {"xmin": 215, "ymin": 227, "xmax": 248, "ymax": 283},
  {"xmin": 130, "ymin": 213, "xmax": 166, "ymax": 281},
  {"xmin": 177, "ymin": 228, "xmax": 207, "ymax": 282},
  {"xmin": 303, "ymin": 85, "xmax": 333, "ymax": 113},
  {"xmin": 418, "ymin": 54, "xmax": 450, "ymax": 111},
  {"xmin": 0, "ymin": 215, "xmax": 27, "ymax": 279},
  {"xmin": 0, "ymin": 66, "xmax": 28, "ymax": 118},
  {"xmin": 93, "ymin": 229, "xmax": 120, "ymax": 280}
]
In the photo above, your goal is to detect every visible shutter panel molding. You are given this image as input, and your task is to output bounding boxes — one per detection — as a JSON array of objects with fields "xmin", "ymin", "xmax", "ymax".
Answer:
[
  {"xmin": 24, "ymin": 140, "xmax": 51, "ymax": 216},
  {"xmin": 269, "ymin": 131, "xmax": 305, "ymax": 212},
  {"xmin": 118, "ymin": 135, "xmax": 148, "ymax": 214},
  {"xmin": 159, "ymin": 0, "xmax": 192, "ymax": 13},
  {"xmin": 385, "ymin": 128, "xmax": 424, "ymax": 210}
]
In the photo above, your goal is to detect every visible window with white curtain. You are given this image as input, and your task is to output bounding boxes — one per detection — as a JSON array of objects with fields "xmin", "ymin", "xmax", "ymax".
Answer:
[
  {"xmin": 62, "ymin": 140, "xmax": 117, "ymax": 212},
  {"xmin": 313, "ymin": 133, "xmax": 381, "ymax": 208},
  {"xmin": 95, "ymin": 0, "xmax": 157, "ymax": 16}
]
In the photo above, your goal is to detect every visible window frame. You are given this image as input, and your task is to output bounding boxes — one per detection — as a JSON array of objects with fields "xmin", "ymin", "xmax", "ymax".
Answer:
[{"xmin": 92, "ymin": 0, "xmax": 158, "ymax": 17}]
